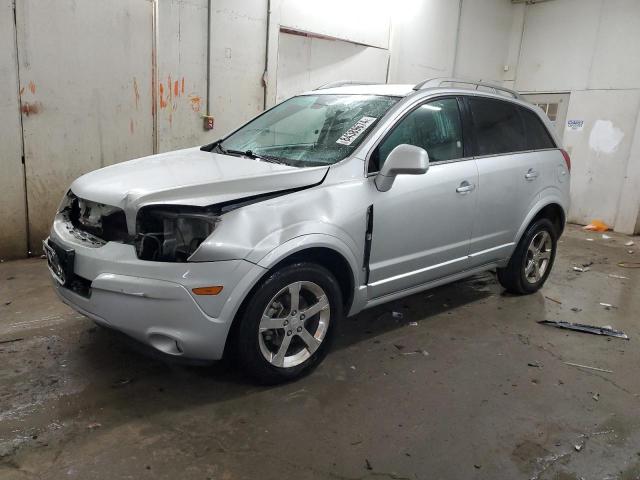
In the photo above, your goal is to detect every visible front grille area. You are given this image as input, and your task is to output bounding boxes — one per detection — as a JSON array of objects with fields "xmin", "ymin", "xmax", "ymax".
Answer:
[
  {"xmin": 64, "ymin": 194, "xmax": 129, "ymax": 244},
  {"xmin": 66, "ymin": 273, "xmax": 92, "ymax": 298}
]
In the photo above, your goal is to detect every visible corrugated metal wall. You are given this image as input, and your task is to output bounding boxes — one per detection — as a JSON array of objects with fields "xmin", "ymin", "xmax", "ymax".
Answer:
[
  {"xmin": 0, "ymin": 0, "xmax": 27, "ymax": 259},
  {"xmin": 0, "ymin": 0, "xmax": 268, "ymax": 259}
]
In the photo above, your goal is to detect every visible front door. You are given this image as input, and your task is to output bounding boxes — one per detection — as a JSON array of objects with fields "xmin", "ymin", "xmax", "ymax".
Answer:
[{"xmin": 366, "ymin": 97, "xmax": 478, "ymax": 299}]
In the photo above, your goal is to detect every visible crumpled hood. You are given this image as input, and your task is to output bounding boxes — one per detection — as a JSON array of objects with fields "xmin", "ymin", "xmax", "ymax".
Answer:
[{"xmin": 70, "ymin": 147, "xmax": 328, "ymax": 230}]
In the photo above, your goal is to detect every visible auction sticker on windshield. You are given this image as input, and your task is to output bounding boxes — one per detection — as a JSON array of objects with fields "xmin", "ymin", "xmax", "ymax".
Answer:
[{"xmin": 336, "ymin": 116, "xmax": 377, "ymax": 145}]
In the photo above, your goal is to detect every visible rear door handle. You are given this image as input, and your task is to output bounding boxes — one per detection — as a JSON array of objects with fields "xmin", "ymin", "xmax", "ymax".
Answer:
[
  {"xmin": 456, "ymin": 181, "xmax": 476, "ymax": 194},
  {"xmin": 524, "ymin": 169, "xmax": 539, "ymax": 180}
]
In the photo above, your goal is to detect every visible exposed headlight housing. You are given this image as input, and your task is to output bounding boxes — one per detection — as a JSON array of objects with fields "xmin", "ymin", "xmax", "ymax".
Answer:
[{"xmin": 135, "ymin": 206, "xmax": 219, "ymax": 262}]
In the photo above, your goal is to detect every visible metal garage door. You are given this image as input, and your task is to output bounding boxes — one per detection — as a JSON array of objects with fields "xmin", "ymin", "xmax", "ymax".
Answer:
[
  {"xmin": 275, "ymin": 29, "xmax": 389, "ymax": 103},
  {"xmin": 15, "ymin": 0, "xmax": 155, "ymax": 253}
]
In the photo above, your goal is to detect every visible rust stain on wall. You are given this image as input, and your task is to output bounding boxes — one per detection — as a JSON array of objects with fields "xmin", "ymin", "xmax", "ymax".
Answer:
[
  {"xmin": 181, "ymin": 77, "xmax": 185, "ymax": 95},
  {"xmin": 133, "ymin": 77, "xmax": 140, "ymax": 109},
  {"xmin": 159, "ymin": 83, "xmax": 167, "ymax": 109},
  {"xmin": 28, "ymin": 81, "xmax": 36, "ymax": 94},
  {"xmin": 129, "ymin": 118, "xmax": 134, "ymax": 135},
  {"xmin": 188, "ymin": 94, "xmax": 201, "ymax": 113},
  {"xmin": 21, "ymin": 101, "xmax": 42, "ymax": 116},
  {"xmin": 19, "ymin": 86, "xmax": 25, "ymax": 96}
]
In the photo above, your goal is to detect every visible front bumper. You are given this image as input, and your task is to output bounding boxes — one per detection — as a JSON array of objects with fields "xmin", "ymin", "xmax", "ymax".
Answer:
[{"xmin": 48, "ymin": 214, "xmax": 264, "ymax": 360}]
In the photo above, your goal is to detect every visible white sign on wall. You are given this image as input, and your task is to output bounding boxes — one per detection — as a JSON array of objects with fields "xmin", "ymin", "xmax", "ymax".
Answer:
[{"xmin": 567, "ymin": 119, "xmax": 585, "ymax": 131}]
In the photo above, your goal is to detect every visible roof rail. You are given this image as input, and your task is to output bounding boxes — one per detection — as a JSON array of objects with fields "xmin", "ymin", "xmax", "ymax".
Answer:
[
  {"xmin": 413, "ymin": 77, "xmax": 521, "ymax": 99},
  {"xmin": 314, "ymin": 80, "xmax": 378, "ymax": 90}
]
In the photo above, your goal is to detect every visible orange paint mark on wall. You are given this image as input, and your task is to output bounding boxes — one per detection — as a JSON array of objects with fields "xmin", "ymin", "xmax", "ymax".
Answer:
[
  {"xmin": 181, "ymin": 77, "xmax": 185, "ymax": 95},
  {"xmin": 174, "ymin": 80, "xmax": 179, "ymax": 97},
  {"xmin": 188, "ymin": 94, "xmax": 201, "ymax": 113},
  {"xmin": 167, "ymin": 75, "xmax": 173, "ymax": 103},
  {"xmin": 28, "ymin": 81, "xmax": 36, "ymax": 94},
  {"xmin": 133, "ymin": 77, "xmax": 140, "ymax": 109},
  {"xmin": 159, "ymin": 83, "xmax": 167, "ymax": 109},
  {"xmin": 129, "ymin": 119, "xmax": 134, "ymax": 135}
]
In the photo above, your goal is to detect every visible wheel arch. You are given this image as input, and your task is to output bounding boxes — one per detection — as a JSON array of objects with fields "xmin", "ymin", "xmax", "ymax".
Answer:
[
  {"xmin": 222, "ymin": 236, "xmax": 360, "ymax": 358},
  {"xmin": 516, "ymin": 200, "xmax": 566, "ymax": 246}
]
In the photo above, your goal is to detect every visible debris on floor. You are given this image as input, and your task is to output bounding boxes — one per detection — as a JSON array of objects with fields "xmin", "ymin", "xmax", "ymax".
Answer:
[
  {"xmin": 87, "ymin": 422, "xmax": 102, "ymax": 430},
  {"xmin": 599, "ymin": 302, "xmax": 617, "ymax": 310},
  {"xmin": 538, "ymin": 320, "xmax": 628, "ymax": 339},
  {"xmin": 572, "ymin": 266, "xmax": 590, "ymax": 272},
  {"xmin": 570, "ymin": 307, "xmax": 582, "ymax": 313},
  {"xmin": 592, "ymin": 392, "xmax": 600, "ymax": 401},
  {"xmin": 401, "ymin": 350, "xmax": 429, "ymax": 357},
  {"xmin": 544, "ymin": 296, "xmax": 562, "ymax": 305},
  {"xmin": 409, "ymin": 321, "xmax": 418, "ymax": 326},
  {"xmin": 0, "ymin": 337, "xmax": 24, "ymax": 345},
  {"xmin": 528, "ymin": 361, "xmax": 542, "ymax": 368},
  {"xmin": 602, "ymin": 234, "xmax": 611, "ymax": 240},
  {"xmin": 392, "ymin": 311, "xmax": 403, "ymax": 319},
  {"xmin": 564, "ymin": 362, "xmax": 613, "ymax": 373},
  {"xmin": 625, "ymin": 240, "xmax": 635, "ymax": 246},
  {"xmin": 618, "ymin": 261, "xmax": 640, "ymax": 268},
  {"xmin": 608, "ymin": 274, "xmax": 629, "ymax": 280},
  {"xmin": 583, "ymin": 220, "xmax": 609, "ymax": 232}
]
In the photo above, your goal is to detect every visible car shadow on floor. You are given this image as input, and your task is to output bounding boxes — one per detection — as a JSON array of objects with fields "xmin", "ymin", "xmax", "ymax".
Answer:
[{"xmin": 73, "ymin": 272, "xmax": 498, "ymax": 401}]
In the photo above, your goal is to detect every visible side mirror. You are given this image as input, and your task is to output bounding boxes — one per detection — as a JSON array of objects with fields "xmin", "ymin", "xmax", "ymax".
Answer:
[{"xmin": 374, "ymin": 144, "xmax": 429, "ymax": 192}]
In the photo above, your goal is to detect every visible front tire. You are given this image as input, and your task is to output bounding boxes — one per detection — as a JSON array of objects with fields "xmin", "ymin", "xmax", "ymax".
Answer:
[
  {"xmin": 235, "ymin": 262, "xmax": 342, "ymax": 384},
  {"xmin": 497, "ymin": 218, "xmax": 557, "ymax": 294}
]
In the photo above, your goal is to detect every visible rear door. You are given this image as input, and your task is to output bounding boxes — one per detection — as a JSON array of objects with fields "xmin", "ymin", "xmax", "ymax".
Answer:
[
  {"xmin": 367, "ymin": 97, "xmax": 478, "ymax": 299},
  {"xmin": 465, "ymin": 96, "xmax": 558, "ymax": 267}
]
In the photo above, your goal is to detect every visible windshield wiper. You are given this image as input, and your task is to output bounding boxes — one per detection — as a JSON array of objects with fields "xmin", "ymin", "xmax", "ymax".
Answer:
[{"xmin": 225, "ymin": 148, "xmax": 287, "ymax": 165}]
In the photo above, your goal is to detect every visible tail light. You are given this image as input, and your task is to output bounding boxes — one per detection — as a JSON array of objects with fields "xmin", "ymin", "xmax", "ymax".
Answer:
[{"xmin": 560, "ymin": 149, "xmax": 571, "ymax": 172}]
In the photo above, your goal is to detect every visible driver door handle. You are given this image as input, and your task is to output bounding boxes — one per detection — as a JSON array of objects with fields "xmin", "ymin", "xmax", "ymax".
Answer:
[
  {"xmin": 456, "ymin": 181, "xmax": 476, "ymax": 194},
  {"xmin": 524, "ymin": 168, "xmax": 539, "ymax": 180}
]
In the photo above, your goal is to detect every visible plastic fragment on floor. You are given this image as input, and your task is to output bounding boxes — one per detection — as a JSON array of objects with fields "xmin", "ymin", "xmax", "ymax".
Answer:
[{"xmin": 538, "ymin": 320, "xmax": 628, "ymax": 339}]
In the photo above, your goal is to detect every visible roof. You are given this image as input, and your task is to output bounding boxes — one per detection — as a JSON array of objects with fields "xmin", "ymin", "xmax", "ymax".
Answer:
[{"xmin": 301, "ymin": 84, "xmax": 415, "ymax": 97}]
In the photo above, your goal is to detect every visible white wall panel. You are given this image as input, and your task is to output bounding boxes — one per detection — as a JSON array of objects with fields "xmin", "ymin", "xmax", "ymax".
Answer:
[
  {"xmin": 454, "ymin": 0, "xmax": 515, "ymax": 82},
  {"xmin": 279, "ymin": 0, "xmax": 391, "ymax": 49},
  {"xmin": 275, "ymin": 32, "xmax": 389, "ymax": 103},
  {"xmin": 588, "ymin": 0, "xmax": 640, "ymax": 90},
  {"xmin": 0, "ymin": 0, "xmax": 27, "ymax": 259},
  {"xmin": 157, "ymin": 0, "xmax": 209, "ymax": 152},
  {"xmin": 16, "ymin": 0, "xmax": 154, "ymax": 252},
  {"xmin": 387, "ymin": 0, "xmax": 459, "ymax": 84},
  {"xmin": 562, "ymin": 89, "xmax": 640, "ymax": 226},
  {"xmin": 209, "ymin": 0, "xmax": 267, "ymax": 138},
  {"xmin": 515, "ymin": 0, "xmax": 602, "ymax": 92}
]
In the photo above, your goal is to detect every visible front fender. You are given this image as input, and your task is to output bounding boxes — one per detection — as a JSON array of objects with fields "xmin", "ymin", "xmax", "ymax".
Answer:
[{"xmin": 256, "ymin": 232, "xmax": 362, "ymax": 283}]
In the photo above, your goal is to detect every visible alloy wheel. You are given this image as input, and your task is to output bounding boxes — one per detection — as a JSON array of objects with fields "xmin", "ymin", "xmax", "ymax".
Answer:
[
  {"xmin": 258, "ymin": 281, "xmax": 331, "ymax": 368},
  {"xmin": 524, "ymin": 230, "xmax": 552, "ymax": 283}
]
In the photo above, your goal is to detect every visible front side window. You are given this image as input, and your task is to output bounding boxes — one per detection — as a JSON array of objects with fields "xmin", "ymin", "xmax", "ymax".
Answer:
[
  {"xmin": 369, "ymin": 98, "xmax": 464, "ymax": 172},
  {"xmin": 468, "ymin": 97, "xmax": 526, "ymax": 156},
  {"xmin": 220, "ymin": 94, "xmax": 399, "ymax": 167}
]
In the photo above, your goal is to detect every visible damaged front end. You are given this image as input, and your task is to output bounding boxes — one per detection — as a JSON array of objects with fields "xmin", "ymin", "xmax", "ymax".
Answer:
[
  {"xmin": 60, "ymin": 187, "xmax": 304, "ymax": 263},
  {"xmin": 60, "ymin": 192, "xmax": 221, "ymax": 263},
  {"xmin": 135, "ymin": 206, "xmax": 220, "ymax": 262}
]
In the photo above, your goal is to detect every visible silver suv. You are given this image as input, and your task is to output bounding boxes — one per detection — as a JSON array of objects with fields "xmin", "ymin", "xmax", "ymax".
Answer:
[{"xmin": 45, "ymin": 78, "xmax": 570, "ymax": 383}]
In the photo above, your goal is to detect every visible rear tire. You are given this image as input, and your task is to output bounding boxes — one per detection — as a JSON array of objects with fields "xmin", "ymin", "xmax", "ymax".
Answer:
[
  {"xmin": 497, "ymin": 218, "xmax": 557, "ymax": 294},
  {"xmin": 235, "ymin": 262, "xmax": 342, "ymax": 384}
]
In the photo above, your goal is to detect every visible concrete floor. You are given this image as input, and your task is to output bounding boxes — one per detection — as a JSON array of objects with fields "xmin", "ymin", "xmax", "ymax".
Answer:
[{"xmin": 1, "ymin": 225, "xmax": 639, "ymax": 480}]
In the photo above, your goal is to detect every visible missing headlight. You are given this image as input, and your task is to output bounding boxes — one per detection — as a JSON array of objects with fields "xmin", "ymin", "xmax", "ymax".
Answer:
[{"xmin": 135, "ymin": 206, "xmax": 219, "ymax": 262}]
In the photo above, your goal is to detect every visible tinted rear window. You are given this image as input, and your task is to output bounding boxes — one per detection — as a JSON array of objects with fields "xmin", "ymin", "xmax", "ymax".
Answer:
[
  {"xmin": 469, "ymin": 97, "xmax": 525, "ymax": 156},
  {"xmin": 519, "ymin": 107, "xmax": 556, "ymax": 150}
]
